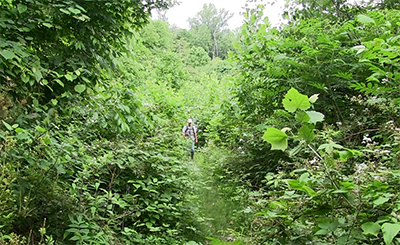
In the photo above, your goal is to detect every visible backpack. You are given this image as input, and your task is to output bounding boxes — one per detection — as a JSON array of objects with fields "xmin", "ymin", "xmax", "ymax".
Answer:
[{"xmin": 184, "ymin": 125, "xmax": 196, "ymax": 136}]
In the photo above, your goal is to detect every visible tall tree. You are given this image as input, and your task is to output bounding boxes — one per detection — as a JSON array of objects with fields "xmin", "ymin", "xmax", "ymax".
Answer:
[
  {"xmin": 140, "ymin": 20, "xmax": 174, "ymax": 50},
  {"xmin": 156, "ymin": 9, "xmax": 169, "ymax": 22},
  {"xmin": 188, "ymin": 3, "xmax": 233, "ymax": 59}
]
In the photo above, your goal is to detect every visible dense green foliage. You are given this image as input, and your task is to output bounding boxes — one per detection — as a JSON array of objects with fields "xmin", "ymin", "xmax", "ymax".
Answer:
[
  {"xmin": 210, "ymin": 1, "xmax": 400, "ymax": 244},
  {"xmin": 0, "ymin": 0, "xmax": 226, "ymax": 244},
  {"xmin": 0, "ymin": 0, "xmax": 171, "ymax": 102},
  {"xmin": 2, "ymin": 0, "xmax": 400, "ymax": 244}
]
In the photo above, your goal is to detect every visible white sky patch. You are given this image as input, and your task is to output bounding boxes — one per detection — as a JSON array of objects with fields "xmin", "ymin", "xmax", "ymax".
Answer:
[{"xmin": 154, "ymin": 0, "xmax": 286, "ymax": 30}]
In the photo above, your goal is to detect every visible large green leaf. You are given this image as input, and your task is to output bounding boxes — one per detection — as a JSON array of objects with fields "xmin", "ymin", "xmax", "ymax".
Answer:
[
  {"xmin": 74, "ymin": 84, "xmax": 86, "ymax": 93},
  {"xmin": 361, "ymin": 222, "xmax": 380, "ymax": 237},
  {"xmin": 0, "ymin": 50, "xmax": 16, "ymax": 60},
  {"xmin": 357, "ymin": 14, "xmax": 375, "ymax": 24},
  {"xmin": 373, "ymin": 197, "xmax": 390, "ymax": 207},
  {"xmin": 262, "ymin": 128, "xmax": 288, "ymax": 151},
  {"xmin": 21, "ymin": 74, "xmax": 30, "ymax": 83},
  {"xmin": 17, "ymin": 4, "xmax": 28, "ymax": 13},
  {"xmin": 295, "ymin": 111, "xmax": 310, "ymax": 123},
  {"xmin": 318, "ymin": 219, "xmax": 339, "ymax": 232},
  {"xmin": 306, "ymin": 111, "xmax": 325, "ymax": 124},
  {"xmin": 282, "ymin": 88, "xmax": 310, "ymax": 113},
  {"xmin": 382, "ymin": 223, "xmax": 400, "ymax": 245},
  {"xmin": 298, "ymin": 124, "xmax": 315, "ymax": 142}
]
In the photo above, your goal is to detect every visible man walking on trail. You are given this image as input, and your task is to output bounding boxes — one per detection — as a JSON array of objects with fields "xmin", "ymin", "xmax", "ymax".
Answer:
[{"xmin": 182, "ymin": 118, "xmax": 198, "ymax": 160}]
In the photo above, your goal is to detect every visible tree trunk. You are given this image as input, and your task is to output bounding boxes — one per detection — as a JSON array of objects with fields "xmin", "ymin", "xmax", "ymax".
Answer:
[{"xmin": 213, "ymin": 31, "xmax": 218, "ymax": 59}]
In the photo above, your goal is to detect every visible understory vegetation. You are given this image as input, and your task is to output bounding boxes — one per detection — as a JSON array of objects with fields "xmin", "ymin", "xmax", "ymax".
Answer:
[{"xmin": 1, "ymin": 0, "xmax": 400, "ymax": 244}]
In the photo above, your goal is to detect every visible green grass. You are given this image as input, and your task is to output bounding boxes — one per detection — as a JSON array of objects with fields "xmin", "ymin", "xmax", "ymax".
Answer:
[{"xmin": 184, "ymin": 148, "xmax": 249, "ymax": 243}]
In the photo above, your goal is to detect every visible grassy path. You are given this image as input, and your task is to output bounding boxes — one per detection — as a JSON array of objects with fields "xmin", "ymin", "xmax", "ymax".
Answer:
[{"xmin": 185, "ymin": 149, "xmax": 248, "ymax": 245}]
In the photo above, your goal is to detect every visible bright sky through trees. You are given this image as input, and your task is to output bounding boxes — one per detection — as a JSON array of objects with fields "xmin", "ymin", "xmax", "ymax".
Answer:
[{"xmin": 158, "ymin": 0, "xmax": 286, "ymax": 29}]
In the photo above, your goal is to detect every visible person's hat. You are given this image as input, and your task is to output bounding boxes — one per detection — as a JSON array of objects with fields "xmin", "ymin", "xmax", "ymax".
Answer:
[{"xmin": 187, "ymin": 119, "xmax": 193, "ymax": 123}]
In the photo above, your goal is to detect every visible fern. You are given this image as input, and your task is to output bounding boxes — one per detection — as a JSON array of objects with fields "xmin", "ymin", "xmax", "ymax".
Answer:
[{"xmin": 350, "ymin": 82, "xmax": 380, "ymax": 95}]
